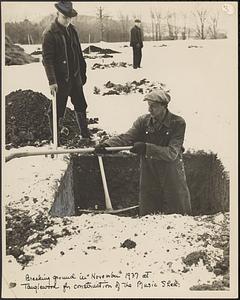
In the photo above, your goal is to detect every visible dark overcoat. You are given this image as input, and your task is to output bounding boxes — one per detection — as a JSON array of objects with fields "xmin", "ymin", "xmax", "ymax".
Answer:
[
  {"xmin": 130, "ymin": 25, "xmax": 143, "ymax": 48},
  {"xmin": 105, "ymin": 110, "xmax": 191, "ymax": 216},
  {"xmin": 42, "ymin": 19, "xmax": 86, "ymax": 85}
]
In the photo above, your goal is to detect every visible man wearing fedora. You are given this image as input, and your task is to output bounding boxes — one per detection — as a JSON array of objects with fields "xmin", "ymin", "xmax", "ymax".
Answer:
[
  {"xmin": 42, "ymin": 1, "xmax": 90, "ymax": 143},
  {"xmin": 95, "ymin": 89, "xmax": 191, "ymax": 216},
  {"xmin": 130, "ymin": 19, "xmax": 143, "ymax": 69}
]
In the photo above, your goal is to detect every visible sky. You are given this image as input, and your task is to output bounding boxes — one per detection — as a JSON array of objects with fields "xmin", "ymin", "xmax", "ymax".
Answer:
[{"xmin": 1, "ymin": 1, "xmax": 237, "ymax": 28}]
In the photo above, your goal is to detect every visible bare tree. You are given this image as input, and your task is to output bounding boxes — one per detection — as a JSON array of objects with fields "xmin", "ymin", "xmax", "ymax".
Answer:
[
  {"xmin": 119, "ymin": 13, "xmax": 130, "ymax": 42},
  {"xmin": 172, "ymin": 12, "xmax": 180, "ymax": 40},
  {"xmin": 155, "ymin": 11, "xmax": 162, "ymax": 41},
  {"xmin": 194, "ymin": 9, "xmax": 208, "ymax": 39},
  {"xmin": 150, "ymin": 10, "xmax": 156, "ymax": 41},
  {"xmin": 208, "ymin": 13, "xmax": 219, "ymax": 39},
  {"xmin": 96, "ymin": 6, "xmax": 110, "ymax": 41},
  {"xmin": 166, "ymin": 13, "xmax": 174, "ymax": 40},
  {"xmin": 181, "ymin": 13, "xmax": 188, "ymax": 40}
]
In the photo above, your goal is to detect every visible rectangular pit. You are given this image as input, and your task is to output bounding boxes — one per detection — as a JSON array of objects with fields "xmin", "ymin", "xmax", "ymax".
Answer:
[{"xmin": 50, "ymin": 152, "xmax": 229, "ymax": 217}]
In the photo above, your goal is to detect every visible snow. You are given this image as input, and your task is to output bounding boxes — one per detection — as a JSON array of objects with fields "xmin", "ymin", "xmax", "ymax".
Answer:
[
  {"xmin": 2, "ymin": 39, "xmax": 235, "ymax": 298},
  {"xmin": 3, "ymin": 39, "xmax": 236, "ymax": 172},
  {"xmin": 4, "ymin": 146, "xmax": 69, "ymax": 215}
]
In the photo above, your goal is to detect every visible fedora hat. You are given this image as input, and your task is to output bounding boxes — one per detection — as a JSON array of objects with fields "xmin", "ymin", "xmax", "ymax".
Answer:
[{"xmin": 55, "ymin": 1, "xmax": 77, "ymax": 18}]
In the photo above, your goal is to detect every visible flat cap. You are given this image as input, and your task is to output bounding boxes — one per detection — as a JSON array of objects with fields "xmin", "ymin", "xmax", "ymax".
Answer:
[{"xmin": 143, "ymin": 89, "xmax": 171, "ymax": 104}]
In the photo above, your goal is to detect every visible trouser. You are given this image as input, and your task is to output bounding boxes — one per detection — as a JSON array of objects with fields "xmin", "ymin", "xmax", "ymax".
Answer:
[
  {"xmin": 132, "ymin": 47, "xmax": 142, "ymax": 68},
  {"xmin": 48, "ymin": 74, "xmax": 87, "ymax": 119},
  {"xmin": 48, "ymin": 74, "xmax": 89, "ymax": 139}
]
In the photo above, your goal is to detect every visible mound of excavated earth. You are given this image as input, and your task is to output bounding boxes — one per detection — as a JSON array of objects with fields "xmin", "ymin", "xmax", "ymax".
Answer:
[
  {"xmin": 83, "ymin": 45, "xmax": 120, "ymax": 54},
  {"xmin": 5, "ymin": 36, "xmax": 39, "ymax": 66},
  {"xmin": 5, "ymin": 90, "xmax": 99, "ymax": 149}
]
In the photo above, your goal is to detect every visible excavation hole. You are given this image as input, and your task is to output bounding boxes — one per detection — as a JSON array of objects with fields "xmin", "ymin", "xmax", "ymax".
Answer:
[{"xmin": 50, "ymin": 151, "xmax": 229, "ymax": 218}]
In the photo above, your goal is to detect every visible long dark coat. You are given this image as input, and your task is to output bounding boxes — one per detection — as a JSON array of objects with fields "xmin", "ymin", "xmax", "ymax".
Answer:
[
  {"xmin": 130, "ymin": 25, "xmax": 143, "ymax": 48},
  {"xmin": 42, "ymin": 19, "xmax": 86, "ymax": 86},
  {"xmin": 105, "ymin": 110, "xmax": 191, "ymax": 216}
]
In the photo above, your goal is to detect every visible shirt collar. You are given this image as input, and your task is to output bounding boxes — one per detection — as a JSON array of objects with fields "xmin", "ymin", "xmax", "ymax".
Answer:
[{"xmin": 148, "ymin": 109, "xmax": 172, "ymax": 128}]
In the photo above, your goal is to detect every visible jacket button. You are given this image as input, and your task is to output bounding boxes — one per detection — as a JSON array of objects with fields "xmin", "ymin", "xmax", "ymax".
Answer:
[{"xmin": 63, "ymin": 61, "xmax": 66, "ymax": 64}]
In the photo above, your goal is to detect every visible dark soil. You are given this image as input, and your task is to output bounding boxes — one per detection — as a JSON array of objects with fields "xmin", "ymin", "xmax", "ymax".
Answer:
[
  {"xmin": 6, "ymin": 207, "xmax": 54, "ymax": 266},
  {"xmin": 5, "ymin": 89, "xmax": 99, "ymax": 149},
  {"xmin": 92, "ymin": 62, "xmax": 131, "ymax": 70},
  {"xmin": 30, "ymin": 49, "xmax": 42, "ymax": 55},
  {"xmin": 6, "ymin": 207, "xmax": 78, "ymax": 266},
  {"xmin": 5, "ymin": 36, "xmax": 39, "ymax": 66},
  {"xmin": 83, "ymin": 45, "xmax": 120, "ymax": 54},
  {"xmin": 182, "ymin": 250, "xmax": 208, "ymax": 266},
  {"xmin": 96, "ymin": 79, "xmax": 167, "ymax": 96},
  {"xmin": 120, "ymin": 239, "xmax": 137, "ymax": 249}
]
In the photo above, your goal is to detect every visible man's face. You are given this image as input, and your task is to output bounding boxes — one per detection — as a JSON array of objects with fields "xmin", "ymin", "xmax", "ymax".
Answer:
[
  {"xmin": 58, "ymin": 12, "xmax": 72, "ymax": 27},
  {"xmin": 147, "ymin": 100, "xmax": 165, "ymax": 119},
  {"xmin": 135, "ymin": 22, "xmax": 141, "ymax": 28}
]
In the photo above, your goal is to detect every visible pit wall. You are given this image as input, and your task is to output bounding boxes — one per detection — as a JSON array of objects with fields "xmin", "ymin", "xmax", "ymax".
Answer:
[
  {"xmin": 50, "ymin": 160, "xmax": 75, "ymax": 217},
  {"xmin": 52, "ymin": 152, "xmax": 229, "ymax": 217}
]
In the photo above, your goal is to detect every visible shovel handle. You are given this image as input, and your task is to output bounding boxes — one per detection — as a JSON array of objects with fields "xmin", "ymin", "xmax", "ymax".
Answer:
[
  {"xmin": 98, "ymin": 156, "xmax": 113, "ymax": 210},
  {"xmin": 5, "ymin": 146, "xmax": 133, "ymax": 163},
  {"xmin": 52, "ymin": 91, "xmax": 58, "ymax": 149}
]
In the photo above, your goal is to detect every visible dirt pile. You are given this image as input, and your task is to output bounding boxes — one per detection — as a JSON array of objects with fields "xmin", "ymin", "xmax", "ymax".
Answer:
[
  {"xmin": 92, "ymin": 61, "xmax": 131, "ymax": 70},
  {"xmin": 188, "ymin": 213, "xmax": 230, "ymax": 290},
  {"xmin": 30, "ymin": 47, "xmax": 42, "ymax": 55},
  {"xmin": 83, "ymin": 45, "xmax": 120, "ymax": 54},
  {"xmin": 188, "ymin": 45, "xmax": 203, "ymax": 49},
  {"xmin": 94, "ymin": 79, "xmax": 167, "ymax": 96},
  {"xmin": 6, "ymin": 207, "xmax": 79, "ymax": 267},
  {"xmin": 153, "ymin": 44, "xmax": 167, "ymax": 47},
  {"xmin": 5, "ymin": 89, "xmax": 99, "ymax": 149},
  {"xmin": 5, "ymin": 36, "xmax": 39, "ymax": 66}
]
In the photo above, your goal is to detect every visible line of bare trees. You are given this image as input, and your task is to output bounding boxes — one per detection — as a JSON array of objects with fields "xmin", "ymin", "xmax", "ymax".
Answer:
[
  {"xmin": 5, "ymin": 8, "xmax": 227, "ymax": 45},
  {"xmin": 149, "ymin": 8, "xmax": 226, "ymax": 40}
]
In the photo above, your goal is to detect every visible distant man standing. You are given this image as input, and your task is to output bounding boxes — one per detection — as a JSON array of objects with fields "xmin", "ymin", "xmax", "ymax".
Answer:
[
  {"xmin": 130, "ymin": 19, "xmax": 143, "ymax": 69},
  {"xmin": 42, "ymin": 1, "xmax": 90, "ymax": 144}
]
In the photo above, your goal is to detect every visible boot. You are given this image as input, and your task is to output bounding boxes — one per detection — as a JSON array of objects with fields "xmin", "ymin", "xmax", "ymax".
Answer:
[
  {"xmin": 59, "ymin": 117, "xmax": 69, "ymax": 136},
  {"xmin": 74, "ymin": 111, "xmax": 90, "ymax": 139}
]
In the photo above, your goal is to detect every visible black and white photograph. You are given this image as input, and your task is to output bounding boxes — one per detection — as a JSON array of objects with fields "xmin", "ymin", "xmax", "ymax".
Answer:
[{"xmin": 1, "ymin": 1, "xmax": 238, "ymax": 298}]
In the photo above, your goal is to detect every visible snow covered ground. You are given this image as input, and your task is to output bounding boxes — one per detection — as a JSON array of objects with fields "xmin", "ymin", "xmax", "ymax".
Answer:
[
  {"xmin": 2, "ymin": 39, "xmax": 237, "ymax": 298},
  {"xmin": 2, "ymin": 150, "xmax": 231, "ymax": 297},
  {"xmin": 3, "ymin": 39, "xmax": 237, "ymax": 172}
]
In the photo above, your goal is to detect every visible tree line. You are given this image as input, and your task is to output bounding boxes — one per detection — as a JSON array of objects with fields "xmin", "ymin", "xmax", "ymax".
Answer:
[{"xmin": 5, "ymin": 8, "xmax": 227, "ymax": 45}]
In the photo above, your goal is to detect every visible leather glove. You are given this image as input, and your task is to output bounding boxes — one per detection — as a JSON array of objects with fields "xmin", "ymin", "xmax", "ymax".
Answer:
[
  {"xmin": 130, "ymin": 142, "xmax": 146, "ymax": 155},
  {"xmin": 94, "ymin": 142, "xmax": 110, "ymax": 155}
]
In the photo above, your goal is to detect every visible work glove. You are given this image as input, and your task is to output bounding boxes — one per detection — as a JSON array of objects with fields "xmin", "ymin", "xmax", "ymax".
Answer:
[
  {"xmin": 94, "ymin": 142, "xmax": 110, "ymax": 155},
  {"xmin": 130, "ymin": 142, "xmax": 146, "ymax": 155}
]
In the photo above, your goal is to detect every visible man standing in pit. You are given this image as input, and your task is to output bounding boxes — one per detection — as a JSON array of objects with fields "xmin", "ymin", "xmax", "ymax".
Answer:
[
  {"xmin": 42, "ymin": 1, "xmax": 90, "ymax": 144},
  {"xmin": 130, "ymin": 19, "xmax": 143, "ymax": 69},
  {"xmin": 95, "ymin": 89, "xmax": 191, "ymax": 216}
]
